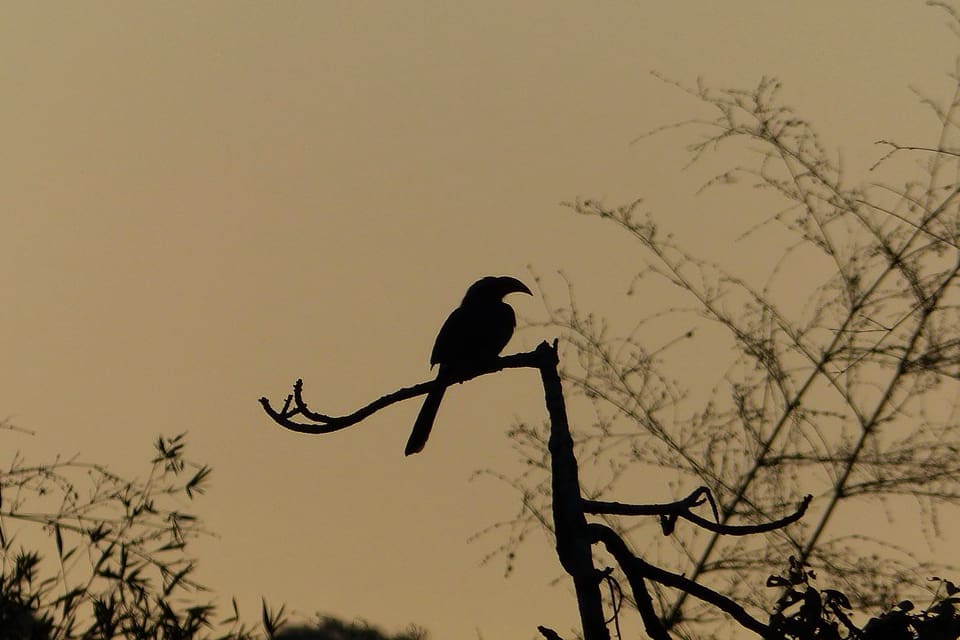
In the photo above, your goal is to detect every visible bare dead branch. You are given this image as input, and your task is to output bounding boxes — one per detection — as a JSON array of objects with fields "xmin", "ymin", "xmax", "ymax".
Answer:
[
  {"xmin": 259, "ymin": 349, "xmax": 543, "ymax": 434},
  {"xmin": 588, "ymin": 523, "xmax": 770, "ymax": 637},
  {"xmin": 583, "ymin": 491, "xmax": 812, "ymax": 536},
  {"xmin": 538, "ymin": 339, "xmax": 611, "ymax": 640}
]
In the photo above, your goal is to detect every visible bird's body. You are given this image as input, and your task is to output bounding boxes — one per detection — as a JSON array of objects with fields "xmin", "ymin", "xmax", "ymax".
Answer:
[{"xmin": 405, "ymin": 276, "xmax": 531, "ymax": 455}]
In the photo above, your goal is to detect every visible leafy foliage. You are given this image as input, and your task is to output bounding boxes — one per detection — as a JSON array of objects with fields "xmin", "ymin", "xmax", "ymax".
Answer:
[
  {"xmin": 276, "ymin": 616, "xmax": 428, "ymax": 640},
  {"xmin": 767, "ymin": 558, "xmax": 960, "ymax": 640},
  {"xmin": 0, "ymin": 431, "xmax": 266, "ymax": 639}
]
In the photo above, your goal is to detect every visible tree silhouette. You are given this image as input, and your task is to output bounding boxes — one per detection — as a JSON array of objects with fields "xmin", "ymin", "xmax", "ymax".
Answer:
[
  {"xmin": 0, "ymin": 428, "xmax": 289, "ymax": 639},
  {"xmin": 263, "ymin": 339, "xmax": 809, "ymax": 640},
  {"xmin": 483, "ymin": 4, "xmax": 960, "ymax": 637},
  {"xmin": 275, "ymin": 616, "xmax": 426, "ymax": 640},
  {"xmin": 263, "ymin": 4, "xmax": 960, "ymax": 638}
]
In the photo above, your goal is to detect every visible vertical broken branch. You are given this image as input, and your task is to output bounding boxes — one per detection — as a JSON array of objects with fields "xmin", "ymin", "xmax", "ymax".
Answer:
[{"xmin": 536, "ymin": 340, "xmax": 609, "ymax": 640}]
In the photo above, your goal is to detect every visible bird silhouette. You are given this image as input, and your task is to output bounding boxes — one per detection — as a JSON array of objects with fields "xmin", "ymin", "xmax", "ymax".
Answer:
[{"xmin": 405, "ymin": 276, "xmax": 532, "ymax": 455}]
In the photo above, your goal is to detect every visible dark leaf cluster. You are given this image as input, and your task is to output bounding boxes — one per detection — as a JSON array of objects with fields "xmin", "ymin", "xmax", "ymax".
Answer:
[
  {"xmin": 0, "ymin": 432, "xmax": 266, "ymax": 640},
  {"xmin": 767, "ymin": 558, "xmax": 960, "ymax": 640}
]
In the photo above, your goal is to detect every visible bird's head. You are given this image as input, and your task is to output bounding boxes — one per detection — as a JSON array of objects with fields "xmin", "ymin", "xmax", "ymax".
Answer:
[{"xmin": 462, "ymin": 276, "xmax": 532, "ymax": 303}]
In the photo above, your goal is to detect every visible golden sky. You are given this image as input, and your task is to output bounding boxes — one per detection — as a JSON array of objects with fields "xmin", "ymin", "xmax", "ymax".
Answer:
[{"xmin": 2, "ymin": 2, "xmax": 956, "ymax": 638}]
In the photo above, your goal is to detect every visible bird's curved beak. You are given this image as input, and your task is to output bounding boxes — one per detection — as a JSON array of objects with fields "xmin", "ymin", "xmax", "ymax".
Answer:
[{"xmin": 499, "ymin": 276, "xmax": 532, "ymax": 296}]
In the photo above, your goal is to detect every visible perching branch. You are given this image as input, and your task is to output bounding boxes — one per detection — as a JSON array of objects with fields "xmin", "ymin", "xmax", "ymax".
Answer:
[{"xmin": 259, "ymin": 350, "xmax": 542, "ymax": 434}]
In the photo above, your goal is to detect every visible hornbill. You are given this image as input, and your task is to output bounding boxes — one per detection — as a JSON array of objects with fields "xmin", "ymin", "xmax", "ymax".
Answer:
[{"xmin": 405, "ymin": 276, "xmax": 532, "ymax": 455}]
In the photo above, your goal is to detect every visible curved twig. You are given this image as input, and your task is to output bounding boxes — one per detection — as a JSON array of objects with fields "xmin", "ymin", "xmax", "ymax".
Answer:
[
  {"xmin": 259, "ymin": 349, "xmax": 543, "ymax": 434},
  {"xmin": 584, "ymin": 489, "xmax": 811, "ymax": 536}
]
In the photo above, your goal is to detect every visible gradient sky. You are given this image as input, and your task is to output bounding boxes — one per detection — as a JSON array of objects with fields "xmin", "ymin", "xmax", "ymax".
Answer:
[{"xmin": 2, "ymin": 2, "xmax": 956, "ymax": 639}]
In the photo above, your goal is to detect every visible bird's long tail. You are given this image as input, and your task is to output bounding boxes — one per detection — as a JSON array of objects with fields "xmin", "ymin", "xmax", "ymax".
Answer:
[{"xmin": 405, "ymin": 383, "xmax": 446, "ymax": 455}]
